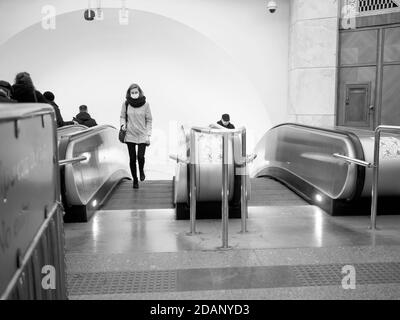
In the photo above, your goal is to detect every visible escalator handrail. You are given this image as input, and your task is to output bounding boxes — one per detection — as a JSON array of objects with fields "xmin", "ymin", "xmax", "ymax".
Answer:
[
  {"xmin": 62, "ymin": 124, "xmax": 116, "ymax": 141},
  {"xmin": 262, "ymin": 122, "xmax": 366, "ymax": 201},
  {"xmin": 0, "ymin": 104, "xmax": 54, "ymax": 122},
  {"xmin": 57, "ymin": 124, "xmax": 88, "ymax": 132}
]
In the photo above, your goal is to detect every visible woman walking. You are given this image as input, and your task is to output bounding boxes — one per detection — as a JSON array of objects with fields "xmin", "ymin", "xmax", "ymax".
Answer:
[{"xmin": 120, "ymin": 83, "xmax": 152, "ymax": 189}]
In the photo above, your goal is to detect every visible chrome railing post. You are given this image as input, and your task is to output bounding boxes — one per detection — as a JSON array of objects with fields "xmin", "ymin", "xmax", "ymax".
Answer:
[
  {"xmin": 189, "ymin": 129, "xmax": 197, "ymax": 235},
  {"xmin": 240, "ymin": 129, "xmax": 248, "ymax": 233},
  {"xmin": 369, "ymin": 125, "xmax": 400, "ymax": 230},
  {"xmin": 221, "ymin": 132, "xmax": 230, "ymax": 249},
  {"xmin": 370, "ymin": 128, "xmax": 381, "ymax": 231},
  {"xmin": 186, "ymin": 126, "xmax": 249, "ymax": 243}
]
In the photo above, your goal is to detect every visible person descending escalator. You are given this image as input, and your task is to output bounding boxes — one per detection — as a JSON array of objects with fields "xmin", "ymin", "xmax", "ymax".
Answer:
[
  {"xmin": 11, "ymin": 72, "xmax": 47, "ymax": 103},
  {"xmin": 217, "ymin": 113, "xmax": 235, "ymax": 129},
  {"xmin": 73, "ymin": 105, "xmax": 98, "ymax": 127},
  {"xmin": 120, "ymin": 83, "xmax": 153, "ymax": 189},
  {"xmin": 43, "ymin": 91, "xmax": 75, "ymax": 127}
]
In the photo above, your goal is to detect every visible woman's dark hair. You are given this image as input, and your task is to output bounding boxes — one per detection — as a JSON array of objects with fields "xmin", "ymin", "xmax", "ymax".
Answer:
[
  {"xmin": 126, "ymin": 83, "xmax": 144, "ymax": 100},
  {"xmin": 15, "ymin": 72, "xmax": 34, "ymax": 88}
]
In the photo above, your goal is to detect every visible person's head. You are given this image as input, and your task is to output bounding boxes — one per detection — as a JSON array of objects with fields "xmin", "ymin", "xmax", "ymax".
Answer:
[
  {"xmin": 0, "ymin": 80, "xmax": 12, "ymax": 98},
  {"xmin": 15, "ymin": 72, "xmax": 34, "ymax": 88},
  {"xmin": 126, "ymin": 83, "xmax": 144, "ymax": 100},
  {"xmin": 221, "ymin": 114, "xmax": 231, "ymax": 126},
  {"xmin": 43, "ymin": 91, "xmax": 55, "ymax": 102},
  {"xmin": 79, "ymin": 105, "xmax": 88, "ymax": 112}
]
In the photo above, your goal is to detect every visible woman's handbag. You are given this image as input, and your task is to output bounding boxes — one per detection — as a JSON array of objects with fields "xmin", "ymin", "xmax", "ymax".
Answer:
[
  {"xmin": 118, "ymin": 126, "xmax": 126, "ymax": 143},
  {"xmin": 119, "ymin": 103, "xmax": 128, "ymax": 143}
]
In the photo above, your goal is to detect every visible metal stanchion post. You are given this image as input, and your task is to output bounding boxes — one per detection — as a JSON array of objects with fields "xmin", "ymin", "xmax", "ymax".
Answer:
[
  {"xmin": 189, "ymin": 129, "xmax": 197, "ymax": 235},
  {"xmin": 240, "ymin": 130, "xmax": 248, "ymax": 233},
  {"xmin": 221, "ymin": 133, "xmax": 230, "ymax": 249},
  {"xmin": 370, "ymin": 129, "xmax": 381, "ymax": 231}
]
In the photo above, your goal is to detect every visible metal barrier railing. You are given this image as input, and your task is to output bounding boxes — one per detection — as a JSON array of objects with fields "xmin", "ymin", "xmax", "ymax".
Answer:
[
  {"xmin": 171, "ymin": 126, "xmax": 254, "ymax": 249},
  {"xmin": 190, "ymin": 126, "xmax": 250, "ymax": 249},
  {"xmin": 370, "ymin": 125, "xmax": 400, "ymax": 230},
  {"xmin": 333, "ymin": 124, "xmax": 400, "ymax": 231},
  {"xmin": 58, "ymin": 156, "xmax": 87, "ymax": 167}
]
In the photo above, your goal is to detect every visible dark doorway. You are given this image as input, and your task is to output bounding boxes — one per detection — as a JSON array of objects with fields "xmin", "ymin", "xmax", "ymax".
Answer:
[{"xmin": 341, "ymin": 82, "xmax": 373, "ymax": 128}]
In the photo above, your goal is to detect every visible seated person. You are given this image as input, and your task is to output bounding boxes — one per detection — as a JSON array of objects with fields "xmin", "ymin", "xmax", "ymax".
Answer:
[
  {"xmin": 217, "ymin": 113, "xmax": 235, "ymax": 129},
  {"xmin": 73, "ymin": 105, "xmax": 98, "ymax": 127},
  {"xmin": 0, "ymin": 80, "xmax": 16, "ymax": 103},
  {"xmin": 43, "ymin": 91, "xmax": 74, "ymax": 127}
]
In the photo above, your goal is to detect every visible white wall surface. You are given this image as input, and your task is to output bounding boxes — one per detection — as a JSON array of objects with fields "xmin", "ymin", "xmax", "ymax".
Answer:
[{"xmin": 0, "ymin": 0, "xmax": 290, "ymax": 178}]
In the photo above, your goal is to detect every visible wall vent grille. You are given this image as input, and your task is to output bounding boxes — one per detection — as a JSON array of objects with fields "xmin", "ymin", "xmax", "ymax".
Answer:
[
  {"xmin": 359, "ymin": 0, "xmax": 398, "ymax": 12},
  {"xmin": 342, "ymin": 0, "xmax": 400, "ymax": 16}
]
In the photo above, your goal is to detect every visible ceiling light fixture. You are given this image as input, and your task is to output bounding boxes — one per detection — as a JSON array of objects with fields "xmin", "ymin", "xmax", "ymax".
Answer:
[
  {"xmin": 95, "ymin": 0, "xmax": 104, "ymax": 20},
  {"xmin": 119, "ymin": 0, "xmax": 129, "ymax": 25},
  {"xmin": 84, "ymin": 0, "xmax": 96, "ymax": 21}
]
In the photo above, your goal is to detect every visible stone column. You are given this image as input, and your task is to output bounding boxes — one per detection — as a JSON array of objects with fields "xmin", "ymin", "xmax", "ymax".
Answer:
[{"xmin": 288, "ymin": 0, "xmax": 340, "ymax": 126}]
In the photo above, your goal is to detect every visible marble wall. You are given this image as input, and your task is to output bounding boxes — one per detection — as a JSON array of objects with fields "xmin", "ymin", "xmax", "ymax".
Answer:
[{"xmin": 288, "ymin": 0, "xmax": 340, "ymax": 126}]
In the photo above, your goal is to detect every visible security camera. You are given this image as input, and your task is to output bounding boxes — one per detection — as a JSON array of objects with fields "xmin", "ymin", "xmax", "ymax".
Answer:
[
  {"xmin": 267, "ymin": 0, "xmax": 277, "ymax": 13},
  {"xmin": 84, "ymin": 9, "xmax": 96, "ymax": 21}
]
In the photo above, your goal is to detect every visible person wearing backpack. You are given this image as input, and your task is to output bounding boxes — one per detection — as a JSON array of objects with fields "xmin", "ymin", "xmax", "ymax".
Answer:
[{"xmin": 120, "ymin": 83, "xmax": 152, "ymax": 189}]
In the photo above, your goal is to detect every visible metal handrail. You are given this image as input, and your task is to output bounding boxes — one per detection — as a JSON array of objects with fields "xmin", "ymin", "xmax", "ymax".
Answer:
[
  {"xmin": 333, "ymin": 125, "xmax": 400, "ymax": 230},
  {"xmin": 191, "ymin": 126, "xmax": 246, "ymax": 135},
  {"xmin": 169, "ymin": 154, "xmax": 189, "ymax": 164},
  {"xmin": 370, "ymin": 125, "xmax": 400, "ymax": 230},
  {"xmin": 0, "ymin": 202, "xmax": 61, "ymax": 300},
  {"xmin": 59, "ymin": 156, "xmax": 87, "ymax": 166},
  {"xmin": 333, "ymin": 153, "xmax": 373, "ymax": 168},
  {"xmin": 66, "ymin": 124, "xmax": 116, "ymax": 140},
  {"xmin": 188, "ymin": 126, "xmax": 249, "ymax": 247}
]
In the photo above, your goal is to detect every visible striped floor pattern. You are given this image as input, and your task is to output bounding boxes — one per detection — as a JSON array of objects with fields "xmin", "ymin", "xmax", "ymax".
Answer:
[{"xmin": 100, "ymin": 178, "xmax": 308, "ymax": 211}]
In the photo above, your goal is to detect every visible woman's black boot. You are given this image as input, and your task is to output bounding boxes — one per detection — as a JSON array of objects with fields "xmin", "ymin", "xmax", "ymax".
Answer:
[{"xmin": 133, "ymin": 178, "xmax": 139, "ymax": 189}]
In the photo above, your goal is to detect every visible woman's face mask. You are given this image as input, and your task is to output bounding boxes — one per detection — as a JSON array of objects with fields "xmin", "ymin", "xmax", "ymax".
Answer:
[{"xmin": 131, "ymin": 92, "xmax": 140, "ymax": 99}]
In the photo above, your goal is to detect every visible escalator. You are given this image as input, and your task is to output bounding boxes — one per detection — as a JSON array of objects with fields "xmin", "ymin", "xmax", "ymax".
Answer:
[
  {"xmin": 250, "ymin": 123, "xmax": 400, "ymax": 215},
  {"xmin": 58, "ymin": 124, "xmax": 131, "ymax": 222}
]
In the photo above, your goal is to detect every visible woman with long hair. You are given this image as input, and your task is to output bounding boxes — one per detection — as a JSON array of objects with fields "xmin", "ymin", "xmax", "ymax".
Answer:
[{"xmin": 120, "ymin": 83, "xmax": 152, "ymax": 189}]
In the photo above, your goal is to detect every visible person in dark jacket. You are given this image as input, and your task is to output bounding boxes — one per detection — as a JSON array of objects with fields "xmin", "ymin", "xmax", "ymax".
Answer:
[
  {"xmin": 217, "ymin": 114, "xmax": 235, "ymax": 129},
  {"xmin": 11, "ymin": 72, "xmax": 47, "ymax": 103},
  {"xmin": 43, "ymin": 91, "xmax": 74, "ymax": 127},
  {"xmin": 73, "ymin": 105, "xmax": 97, "ymax": 127},
  {"xmin": 0, "ymin": 80, "xmax": 17, "ymax": 103}
]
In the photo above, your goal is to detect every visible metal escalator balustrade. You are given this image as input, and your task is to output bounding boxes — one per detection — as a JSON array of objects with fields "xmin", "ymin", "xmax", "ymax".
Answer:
[
  {"xmin": 59, "ymin": 125, "xmax": 131, "ymax": 222},
  {"xmin": 251, "ymin": 123, "xmax": 400, "ymax": 217},
  {"xmin": 251, "ymin": 123, "xmax": 364, "ymax": 201},
  {"xmin": 0, "ymin": 103, "xmax": 67, "ymax": 300}
]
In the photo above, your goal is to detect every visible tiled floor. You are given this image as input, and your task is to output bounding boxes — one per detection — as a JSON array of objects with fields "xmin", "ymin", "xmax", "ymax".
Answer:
[
  {"xmin": 64, "ymin": 178, "xmax": 400, "ymax": 299},
  {"xmin": 65, "ymin": 207, "xmax": 400, "ymax": 254}
]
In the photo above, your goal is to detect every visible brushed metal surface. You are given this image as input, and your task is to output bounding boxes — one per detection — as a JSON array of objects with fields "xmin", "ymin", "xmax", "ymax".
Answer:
[
  {"xmin": 64, "ymin": 126, "xmax": 131, "ymax": 206},
  {"xmin": 251, "ymin": 124, "xmax": 359, "ymax": 200},
  {"xmin": 342, "ymin": 127, "xmax": 400, "ymax": 196},
  {"xmin": 0, "ymin": 103, "xmax": 67, "ymax": 299},
  {"xmin": 173, "ymin": 126, "xmax": 243, "ymax": 203}
]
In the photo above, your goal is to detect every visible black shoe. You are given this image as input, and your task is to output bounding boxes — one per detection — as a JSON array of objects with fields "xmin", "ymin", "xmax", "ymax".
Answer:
[
  {"xmin": 140, "ymin": 171, "xmax": 145, "ymax": 181},
  {"xmin": 133, "ymin": 179, "xmax": 139, "ymax": 189}
]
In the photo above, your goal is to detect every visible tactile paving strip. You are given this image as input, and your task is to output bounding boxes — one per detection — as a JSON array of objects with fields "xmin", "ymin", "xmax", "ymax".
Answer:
[
  {"xmin": 294, "ymin": 262, "xmax": 400, "ymax": 287},
  {"xmin": 67, "ymin": 270, "xmax": 177, "ymax": 295},
  {"xmin": 68, "ymin": 262, "xmax": 400, "ymax": 296}
]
